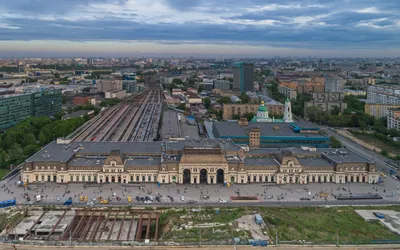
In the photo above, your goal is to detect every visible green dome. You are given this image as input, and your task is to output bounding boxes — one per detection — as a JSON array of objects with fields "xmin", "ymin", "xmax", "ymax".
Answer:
[{"xmin": 258, "ymin": 104, "xmax": 267, "ymax": 112}]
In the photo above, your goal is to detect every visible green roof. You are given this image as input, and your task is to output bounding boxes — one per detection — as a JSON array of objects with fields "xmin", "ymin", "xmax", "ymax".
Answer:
[
  {"xmin": 285, "ymin": 97, "xmax": 290, "ymax": 102},
  {"xmin": 258, "ymin": 105, "xmax": 267, "ymax": 112}
]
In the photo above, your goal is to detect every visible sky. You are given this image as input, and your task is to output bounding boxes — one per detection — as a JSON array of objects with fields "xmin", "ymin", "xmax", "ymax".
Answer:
[{"xmin": 0, "ymin": 0, "xmax": 399, "ymax": 57}]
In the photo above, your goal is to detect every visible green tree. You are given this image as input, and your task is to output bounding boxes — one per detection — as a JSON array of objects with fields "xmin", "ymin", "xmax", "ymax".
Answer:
[
  {"xmin": 331, "ymin": 105, "xmax": 340, "ymax": 115},
  {"xmin": 380, "ymin": 149, "xmax": 389, "ymax": 157},
  {"xmin": 7, "ymin": 144, "xmax": 25, "ymax": 165},
  {"xmin": 203, "ymin": 98, "xmax": 211, "ymax": 109},
  {"xmin": 239, "ymin": 92, "xmax": 249, "ymax": 104},
  {"xmin": 23, "ymin": 133, "xmax": 37, "ymax": 146},
  {"xmin": 177, "ymin": 103, "xmax": 186, "ymax": 110},
  {"xmin": 172, "ymin": 78, "xmax": 183, "ymax": 85},
  {"xmin": 39, "ymin": 131, "xmax": 48, "ymax": 146},
  {"xmin": 330, "ymin": 136, "xmax": 342, "ymax": 148},
  {"xmin": 232, "ymin": 114, "xmax": 240, "ymax": 120},
  {"xmin": 218, "ymin": 97, "xmax": 231, "ymax": 104},
  {"xmin": 54, "ymin": 111, "xmax": 64, "ymax": 120},
  {"xmin": 23, "ymin": 145, "xmax": 39, "ymax": 157},
  {"xmin": 245, "ymin": 112, "xmax": 255, "ymax": 121}
]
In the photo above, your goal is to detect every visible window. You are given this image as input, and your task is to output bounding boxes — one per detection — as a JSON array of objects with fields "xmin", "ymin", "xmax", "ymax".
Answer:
[
  {"xmin": 88, "ymin": 176, "xmax": 91, "ymax": 182},
  {"xmin": 136, "ymin": 176, "xmax": 139, "ymax": 182},
  {"xmin": 148, "ymin": 176, "xmax": 151, "ymax": 182},
  {"xmin": 76, "ymin": 176, "xmax": 79, "ymax": 182},
  {"xmin": 259, "ymin": 176, "xmax": 263, "ymax": 182},
  {"xmin": 153, "ymin": 176, "xmax": 157, "ymax": 182},
  {"xmin": 94, "ymin": 175, "xmax": 97, "ymax": 182},
  {"xmin": 82, "ymin": 176, "xmax": 85, "ymax": 182},
  {"xmin": 142, "ymin": 176, "xmax": 145, "ymax": 182},
  {"xmin": 36, "ymin": 175, "xmax": 39, "ymax": 181},
  {"xmin": 70, "ymin": 176, "xmax": 73, "ymax": 182},
  {"xmin": 130, "ymin": 176, "xmax": 133, "ymax": 182}
]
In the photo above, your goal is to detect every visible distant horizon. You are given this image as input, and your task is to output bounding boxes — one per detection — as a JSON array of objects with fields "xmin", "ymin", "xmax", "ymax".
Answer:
[{"xmin": 0, "ymin": 0, "xmax": 400, "ymax": 57}]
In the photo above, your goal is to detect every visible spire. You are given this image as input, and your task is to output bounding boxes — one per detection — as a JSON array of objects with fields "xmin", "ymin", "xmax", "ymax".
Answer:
[{"xmin": 285, "ymin": 97, "xmax": 290, "ymax": 103}]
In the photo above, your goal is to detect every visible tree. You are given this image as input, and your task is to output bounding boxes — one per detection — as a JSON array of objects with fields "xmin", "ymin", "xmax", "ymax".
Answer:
[
  {"xmin": 330, "ymin": 136, "xmax": 342, "ymax": 148},
  {"xmin": 39, "ymin": 131, "xmax": 48, "ymax": 146},
  {"xmin": 203, "ymin": 98, "xmax": 211, "ymax": 109},
  {"xmin": 177, "ymin": 103, "xmax": 186, "ymax": 110},
  {"xmin": 23, "ymin": 133, "xmax": 37, "ymax": 146},
  {"xmin": 7, "ymin": 144, "xmax": 25, "ymax": 165},
  {"xmin": 54, "ymin": 111, "xmax": 64, "ymax": 120},
  {"xmin": 232, "ymin": 114, "xmax": 240, "ymax": 120},
  {"xmin": 331, "ymin": 105, "xmax": 340, "ymax": 115},
  {"xmin": 239, "ymin": 92, "xmax": 249, "ymax": 104},
  {"xmin": 245, "ymin": 112, "xmax": 255, "ymax": 121},
  {"xmin": 23, "ymin": 145, "xmax": 39, "ymax": 157},
  {"xmin": 198, "ymin": 85, "xmax": 205, "ymax": 93},
  {"xmin": 218, "ymin": 97, "xmax": 231, "ymax": 104},
  {"xmin": 380, "ymin": 149, "xmax": 389, "ymax": 157},
  {"xmin": 172, "ymin": 78, "xmax": 183, "ymax": 85}
]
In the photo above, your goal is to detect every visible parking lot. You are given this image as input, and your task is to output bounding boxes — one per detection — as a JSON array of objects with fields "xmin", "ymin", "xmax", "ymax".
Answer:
[{"xmin": 1, "ymin": 172, "xmax": 400, "ymax": 205}]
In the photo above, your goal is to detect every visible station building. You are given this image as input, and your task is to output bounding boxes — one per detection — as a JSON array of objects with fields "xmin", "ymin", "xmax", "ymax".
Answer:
[{"xmin": 21, "ymin": 139, "xmax": 379, "ymax": 185}]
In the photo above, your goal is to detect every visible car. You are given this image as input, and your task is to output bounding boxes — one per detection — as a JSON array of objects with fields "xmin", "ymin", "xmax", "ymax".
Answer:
[
  {"xmin": 79, "ymin": 196, "xmax": 84, "ymax": 201},
  {"xmin": 145, "ymin": 196, "xmax": 150, "ymax": 201},
  {"xmin": 144, "ymin": 200, "xmax": 152, "ymax": 204},
  {"xmin": 127, "ymin": 196, "xmax": 132, "ymax": 202},
  {"xmin": 100, "ymin": 200, "xmax": 109, "ymax": 204},
  {"xmin": 84, "ymin": 196, "xmax": 88, "ymax": 202},
  {"xmin": 187, "ymin": 200, "xmax": 197, "ymax": 204},
  {"xmin": 87, "ymin": 202, "xmax": 94, "ymax": 207},
  {"xmin": 140, "ymin": 197, "xmax": 145, "ymax": 201},
  {"xmin": 136, "ymin": 196, "xmax": 141, "ymax": 201},
  {"xmin": 26, "ymin": 197, "xmax": 31, "ymax": 202},
  {"xmin": 155, "ymin": 197, "xmax": 161, "ymax": 202},
  {"xmin": 219, "ymin": 199, "xmax": 227, "ymax": 203},
  {"xmin": 170, "ymin": 197, "xmax": 174, "ymax": 202},
  {"xmin": 373, "ymin": 212, "xmax": 385, "ymax": 219},
  {"xmin": 57, "ymin": 196, "xmax": 60, "ymax": 202},
  {"xmin": 149, "ymin": 196, "xmax": 154, "ymax": 201},
  {"xmin": 116, "ymin": 196, "xmax": 121, "ymax": 201},
  {"xmin": 180, "ymin": 196, "xmax": 185, "ymax": 201}
]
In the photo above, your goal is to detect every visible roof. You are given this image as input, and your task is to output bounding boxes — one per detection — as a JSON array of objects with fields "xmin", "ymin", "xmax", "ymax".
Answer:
[
  {"xmin": 68, "ymin": 158, "xmax": 105, "ymax": 167},
  {"xmin": 244, "ymin": 157, "xmax": 278, "ymax": 166},
  {"xmin": 126, "ymin": 157, "xmax": 161, "ymax": 167},
  {"xmin": 257, "ymin": 103, "xmax": 267, "ymax": 112},
  {"xmin": 322, "ymin": 149, "xmax": 373, "ymax": 163},
  {"xmin": 297, "ymin": 157, "xmax": 335, "ymax": 167},
  {"xmin": 213, "ymin": 121, "xmax": 326, "ymax": 138}
]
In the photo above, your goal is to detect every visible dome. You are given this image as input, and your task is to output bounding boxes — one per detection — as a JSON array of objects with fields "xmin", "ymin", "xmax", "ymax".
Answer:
[{"xmin": 257, "ymin": 101, "xmax": 268, "ymax": 112}]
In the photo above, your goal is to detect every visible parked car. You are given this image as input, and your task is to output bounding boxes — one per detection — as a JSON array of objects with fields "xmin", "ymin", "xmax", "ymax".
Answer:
[
  {"xmin": 144, "ymin": 200, "xmax": 152, "ymax": 204},
  {"xmin": 136, "ymin": 196, "xmax": 141, "ymax": 201},
  {"xmin": 180, "ymin": 196, "xmax": 185, "ymax": 201},
  {"xmin": 127, "ymin": 196, "xmax": 132, "ymax": 202},
  {"xmin": 140, "ymin": 197, "xmax": 145, "ymax": 201},
  {"xmin": 155, "ymin": 197, "xmax": 161, "ymax": 202},
  {"xmin": 170, "ymin": 197, "xmax": 174, "ymax": 202},
  {"xmin": 188, "ymin": 200, "xmax": 197, "ymax": 204},
  {"xmin": 219, "ymin": 199, "xmax": 227, "ymax": 203}
]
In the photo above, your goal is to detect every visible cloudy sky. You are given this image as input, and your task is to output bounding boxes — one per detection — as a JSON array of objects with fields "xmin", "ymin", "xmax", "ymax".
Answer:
[{"xmin": 0, "ymin": 0, "xmax": 399, "ymax": 57}]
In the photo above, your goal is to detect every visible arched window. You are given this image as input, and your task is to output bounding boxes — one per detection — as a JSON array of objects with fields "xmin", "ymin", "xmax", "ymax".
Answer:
[
  {"xmin": 142, "ymin": 176, "xmax": 145, "ymax": 182},
  {"xmin": 136, "ymin": 176, "xmax": 139, "ymax": 182}
]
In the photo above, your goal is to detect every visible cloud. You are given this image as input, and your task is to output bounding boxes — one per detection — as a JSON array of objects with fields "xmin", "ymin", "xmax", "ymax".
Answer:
[{"xmin": 0, "ymin": 0, "xmax": 399, "ymax": 56}]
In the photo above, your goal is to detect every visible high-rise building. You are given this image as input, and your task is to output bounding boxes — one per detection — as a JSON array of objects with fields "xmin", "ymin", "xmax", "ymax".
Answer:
[
  {"xmin": 367, "ymin": 85, "xmax": 400, "ymax": 104},
  {"xmin": 233, "ymin": 62, "xmax": 254, "ymax": 92},
  {"xmin": 0, "ymin": 89, "xmax": 62, "ymax": 130},
  {"xmin": 387, "ymin": 108, "xmax": 400, "ymax": 131}
]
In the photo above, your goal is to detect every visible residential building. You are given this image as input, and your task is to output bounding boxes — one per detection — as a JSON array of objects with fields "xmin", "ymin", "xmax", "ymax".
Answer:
[
  {"xmin": 312, "ymin": 92, "xmax": 345, "ymax": 102},
  {"xmin": 73, "ymin": 96, "xmax": 90, "ymax": 105},
  {"xmin": 214, "ymin": 79, "xmax": 231, "ymax": 90},
  {"xmin": 96, "ymin": 80, "xmax": 122, "ymax": 92},
  {"xmin": 305, "ymin": 101, "xmax": 347, "ymax": 114},
  {"xmin": 21, "ymin": 139, "xmax": 378, "ymax": 185},
  {"xmin": 343, "ymin": 89, "xmax": 366, "ymax": 96},
  {"xmin": 278, "ymin": 85, "xmax": 297, "ymax": 100},
  {"xmin": 364, "ymin": 104, "xmax": 400, "ymax": 118},
  {"xmin": 233, "ymin": 62, "xmax": 254, "ymax": 92},
  {"xmin": 0, "ymin": 89, "xmax": 62, "ymax": 130},
  {"xmin": 387, "ymin": 109, "xmax": 400, "ymax": 131},
  {"xmin": 105, "ymin": 90, "xmax": 126, "ymax": 99},
  {"xmin": 222, "ymin": 103, "xmax": 284, "ymax": 120},
  {"xmin": 324, "ymin": 76, "xmax": 345, "ymax": 92},
  {"xmin": 367, "ymin": 85, "xmax": 400, "ymax": 104}
]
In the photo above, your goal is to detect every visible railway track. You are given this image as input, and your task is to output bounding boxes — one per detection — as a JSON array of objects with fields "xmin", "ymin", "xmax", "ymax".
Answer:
[{"xmin": 70, "ymin": 89, "xmax": 163, "ymax": 143}]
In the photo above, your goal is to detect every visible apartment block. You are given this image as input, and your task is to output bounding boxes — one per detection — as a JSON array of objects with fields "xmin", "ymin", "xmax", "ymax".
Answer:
[
  {"xmin": 223, "ymin": 103, "xmax": 284, "ymax": 120},
  {"xmin": 367, "ymin": 85, "xmax": 400, "ymax": 104},
  {"xmin": 387, "ymin": 109, "xmax": 400, "ymax": 131},
  {"xmin": 365, "ymin": 104, "xmax": 400, "ymax": 118}
]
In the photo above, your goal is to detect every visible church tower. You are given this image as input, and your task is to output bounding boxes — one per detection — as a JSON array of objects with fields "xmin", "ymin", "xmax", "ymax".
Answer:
[{"xmin": 284, "ymin": 98, "xmax": 293, "ymax": 123}]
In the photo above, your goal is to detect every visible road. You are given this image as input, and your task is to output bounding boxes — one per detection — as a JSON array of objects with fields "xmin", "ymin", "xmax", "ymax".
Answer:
[{"xmin": 1, "ymin": 243, "xmax": 400, "ymax": 250}]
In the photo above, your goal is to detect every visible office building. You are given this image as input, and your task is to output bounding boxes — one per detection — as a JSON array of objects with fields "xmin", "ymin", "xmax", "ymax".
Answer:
[
  {"xmin": 21, "ymin": 139, "xmax": 378, "ymax": 184},
  {"xmin": 233, "ymin": 62, "xmax": 254, "ymax": 92},
  {"xmin": 387, "ymin": 109, "xmax": 400, "ymax": 131},
  {"xmin": 214, "ymin": 79, "xmax": 231, "ymax": 90},
  {"xmin": 365, "ymin": 104, "xmax": 400, "ymax": 118},
  {"xmin": 312, "ymin": 92, "xmax": 345, "ymax": 102},
  {"xmin": 367, "ymin": 85, "xmax": 400, "ymax": 104},
  {"xmin": 0, "ymin": 89, "xmax": 62, "ymax": 130},
  {"xmin": 96, "ymin": 80, "xmax": 122, "ymax": 92}
]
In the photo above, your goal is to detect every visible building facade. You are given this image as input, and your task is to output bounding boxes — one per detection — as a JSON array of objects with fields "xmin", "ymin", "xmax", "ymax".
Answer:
[
  {"xmin": 233, "ymin": 62, "xmax": 254, "ymax": 92},
  {"xmin": 367, "ymin": 85, "xmax": 400, "ymax": 104},
  {"xmin": 96, "ymin": 80, "xmax": 122, "ymax": 92},
  {"xmin": 387, "ymin": 109, "xmax": 400, "ymax": 131},
  {"xmin": 324, "ymin": 76, "xmax": 345, "ymax": 93},
  {"xmin": 223, "ymin": 103, "xmax": 284, "ymax": 120},
  {"xmin": 278, "ymin": 85, "xmax": 297, "ymax": 100},
  {"xmin": 21, "ymin": 139, "xmax": 379, "ymax": 185},
  {"xmin": 305, "ymin": 101, "xmax": 347, "ymax": 114},
  {"xmin": 0, "ymin": 89, "xmax": 62, "ymax": 130},
  {"xmin": 364, "ymin": 104, "xmax": 400, "ymax": 118}
]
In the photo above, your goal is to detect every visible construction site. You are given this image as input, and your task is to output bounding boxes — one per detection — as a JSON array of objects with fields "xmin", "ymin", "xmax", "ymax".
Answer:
[{"xmin": 3, "ymin": 208, "xmax": 160, "ymax": 243}]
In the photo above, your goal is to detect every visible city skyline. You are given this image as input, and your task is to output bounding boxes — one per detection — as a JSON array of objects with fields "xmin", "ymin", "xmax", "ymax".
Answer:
[{"xmin": 0, "ymin": 0, "xmax": 400, "ymax": 57}]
